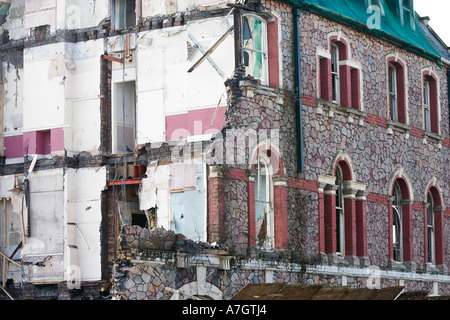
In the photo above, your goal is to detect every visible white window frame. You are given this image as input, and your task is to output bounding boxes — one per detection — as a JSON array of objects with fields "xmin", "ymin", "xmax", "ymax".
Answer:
[
  {"xmin": 392, "ymin": 182, "xmax": 403, "ymax": 262},
  {"xmin": 241, "ymin": 14, "xmax": 269, "ymax": 85},
  {"xmin": 427, "ymin": 193, "xmax": 435, "ymax": 264},
  {"xmin": 335, "ymin": 166, "xmax": 345, "ymax": 256},
  {"xmin": 424, "ymin": 78, "xmax": 431, "ymax": 132},
  {"xmin": 331, "ymin": 43, "xmax": 340, "ymax": 104},
  {"xmin": 255, "ymin": 153, "xmax": 274, "ymax": 250},
  {"xmin": 388, "ymin": 64, "xmax": 398, "ymax": 122}
]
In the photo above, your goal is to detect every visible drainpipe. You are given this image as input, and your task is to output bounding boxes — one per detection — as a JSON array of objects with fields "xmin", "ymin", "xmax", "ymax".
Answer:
[
  {"xmin": 447, "ymin": 69, "xmax": 450, "ymax": 132},
  {"xmin": 293, "ymin": 8, "xmax": 304, "ymax": 173}
]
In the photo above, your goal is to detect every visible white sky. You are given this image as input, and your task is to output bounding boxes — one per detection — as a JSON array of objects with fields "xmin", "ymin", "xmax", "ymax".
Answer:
[{"xmin": 414, "ymin": 0, "xmax": 450, "ymax": 46}]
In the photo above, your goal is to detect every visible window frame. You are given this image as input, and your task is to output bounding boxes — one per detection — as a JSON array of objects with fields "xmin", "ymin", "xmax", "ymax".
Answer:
[
  {"xmin": 254, "ymin": 152, "xmax": 274, "ymax": 250},
  {"xmin": 241, "ymin": 14, "xmax": 269, "ymax": 85},
  {"xmin": 426, "ymin": 193, "xmax": 435, "ymax": 264},
  {"xmin": 388, "ymin": 64, "xmax": 398, "ymax": 122},
  {"xmin": 111, "ymin": 0, "xmax": 136, "ymax": 30},
  {"xmin": 399, "ymin": 0, "xmax": 415, "ymax": 30},
  {"xmin": 392, "ymin": 182, "xmax": 403, "ymax": 262},
  {"xmin": 422, "ymin": 72, "xmax": 440, "ymax": 135},
  {"xmin": 331, "ymin": 43, "xmax": 340, "ymax": 104},
  {"xmin": 424, "ymin": 78, "xmax": 431, "ymax": 132},
  {"xmin": 335, "ymin": 165, "xmax": 345, "ymax": 256}
]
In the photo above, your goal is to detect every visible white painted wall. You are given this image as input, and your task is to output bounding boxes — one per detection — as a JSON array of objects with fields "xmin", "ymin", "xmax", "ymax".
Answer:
[
  {"xmin": 24, "ymin": 0, "xmax": 109, "ymax": 34},
  {"xmin": 0, "ymin": 0, "xmax": 27, "ymax": 40},
  {"xmin": 21, "ymin": 168, "xmax": 65, "ymax": 283},
  {"xmin": 65, "ymin": 40, "xmax": 103, "ymax": 153},
  {"xmin": 64, "ymin": 166, "xmax": 106, "ymax": 282},
  {"xmin": 134, "ymin": 16, "xmax": 234, "ymax": 144},
  {"xmin": 23, "ymin": 42, "xmax": 66, "ymax": 132},
  {"xmin": 3, "ymin": 63, "xmax": 24, "ymax": 135}
]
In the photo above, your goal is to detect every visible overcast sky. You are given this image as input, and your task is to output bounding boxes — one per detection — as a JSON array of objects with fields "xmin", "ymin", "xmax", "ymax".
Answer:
[{"xmin": 415, "ymin": 0, "xmax": 450, "ymax": 46}]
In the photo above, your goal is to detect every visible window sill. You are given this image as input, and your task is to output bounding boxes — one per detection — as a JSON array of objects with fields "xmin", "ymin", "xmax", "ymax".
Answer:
[
  {"xmin": 388, "ymin": 259, "xmax": 416, "ymax": 271},
  {"xmin": 316, "ymin": 99, "xmax": 367, "ymax": 125},
  {"xmin": 386, "ymin": 119, "xmax": 411, "ymax": 135},
  {"xmin": 423, "ymin": 131, "xmax": 444, "ymax": 146}
]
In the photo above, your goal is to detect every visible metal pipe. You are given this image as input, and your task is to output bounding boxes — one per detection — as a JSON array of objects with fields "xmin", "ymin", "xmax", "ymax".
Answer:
[
  {"xmin": 447, "ymin": 69, "xmax": 450, "ymax": 131},
  {"xmin": 293, "ymin": 8, "xmax": 304, "ymax": 173}
]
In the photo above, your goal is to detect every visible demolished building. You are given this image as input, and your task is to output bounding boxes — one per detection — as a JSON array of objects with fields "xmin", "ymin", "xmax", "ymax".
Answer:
[{"xmin": 0, "ymin": 0, "xmax": 449, "ymax": 300}]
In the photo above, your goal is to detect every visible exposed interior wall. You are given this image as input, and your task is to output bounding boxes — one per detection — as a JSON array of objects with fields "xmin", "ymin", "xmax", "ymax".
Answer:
[
  {"xmin": 141, "ymin": 0, "xmax": 233, "ymax": 17},
  {"xmin": 138, "ymin": 162, "xmax": 207, "ymax": 242},
  {"xmin": 134, "ymin": 16, "xmax": 234, "ymax": 144},
  {"xmin": 64, "ymin": 166, "xmax": 106, "ymax": 282},
  {"xmin": 21, "ymin": 168, "xmax": 65, "ymax": 283},
  {"xmin": 0, "ymin": 175, "xmax": 25, "ymax": 285},
  {"xmin": 65, "ymin": 40, "xmax": 104, "ymax": 154},
  {"xmin": 3, "ymin": 62, "xmax": 24, "ymax": 160},
  {"xmin": 0, "ymin": 0, "xmax": 26, "ymax": 40},
  {"xmin": 24, "ymin": 0, "xmax": 109, "ymax": 34}
]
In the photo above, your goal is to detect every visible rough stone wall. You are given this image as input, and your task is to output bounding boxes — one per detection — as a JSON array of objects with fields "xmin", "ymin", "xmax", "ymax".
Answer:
[
  {"xmin": 298, "ymin": 10, "xmax": 450, "ymax": 271},
  {"xmin": 223, "ymin": 175, "xmax": 249, "ymax": 256}
]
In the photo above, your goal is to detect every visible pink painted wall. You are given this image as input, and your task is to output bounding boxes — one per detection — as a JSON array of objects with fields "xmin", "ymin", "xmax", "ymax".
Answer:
[
  {"xmin": 165, "ymin": 106, "xmax": 226, "ymax": 141},
  {"xmin": 4, "ymin": 135, "xmax": 24, "ymax": 159},
  {"xmin": 22, "ymin": 127, "xmax": 64, "ymax": 156}
]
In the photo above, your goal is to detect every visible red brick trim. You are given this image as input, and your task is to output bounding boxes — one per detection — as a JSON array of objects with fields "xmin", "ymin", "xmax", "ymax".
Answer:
[
  {"xmin": 267, "ymin": 18, "xmax": 279, "ymax": 89},
  {"xmin": 274, "ymin": 185, "xmax": 288, "ymax": 249},
  {"xmin": 366, "ymin": 192, "xmax": 389, "ymax": 205},
  {"xmin": 208, "ymin": 177, "xmax": 225, "ymax": 244},
  {"xmin": 287, "ymin": 177, "xmax": 318, "ymax": 192},
  {"xmin": 225, "ymin": 168, "xmax": 248, "ymax": 181},
  {"xmin": 365, "ymin": 113, "xmax": 388, "ymax": 128}
]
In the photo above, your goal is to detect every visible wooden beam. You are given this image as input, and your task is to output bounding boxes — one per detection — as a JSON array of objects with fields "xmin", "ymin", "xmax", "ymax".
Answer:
[
  {"xmin": 0, "ymin": 250, "xmax": 21, "ymax": 267},
  {"xmin": 107, "ymin": 179, "xmax": 142, "ymax": 186},
  {"xmin": 0, "ymin": 285, "xmax": 14, "ymax": 300},
  {"xmin": 103, "ymin": 54, "xmax": 124, "ymax": 64},
  {"xmin": 188, "ymin": 25, "xmax": 234, "ymax": 74}
]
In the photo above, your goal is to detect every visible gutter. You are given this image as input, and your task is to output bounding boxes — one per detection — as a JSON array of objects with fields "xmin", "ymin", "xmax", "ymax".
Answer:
[{"xmin": 293, "ymin": 8, "xmax": 304, "ymax": 173}]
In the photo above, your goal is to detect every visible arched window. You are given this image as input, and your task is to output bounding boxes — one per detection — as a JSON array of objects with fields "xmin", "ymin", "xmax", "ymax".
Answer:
[
  {"xmin": 424, "ymin": 183, "xmax": 445, "ymax": 271},
  {"xmin": 240, "ymin": 13, "xmax": 280, "ymax": 88},
  {"xmin": 388, "ymin": 64, "xmax": 398, "ymax": 121},
  {"xmin": 254, "ymin": 152, "xmax": 274, "ymax": 250},
  {"xmin": 389, "ymin": 173, "xmax": 414, "ymax": 269},
  {"xmin": 426, "ymin": 192, "xmax": 435, "ymax": 264},
  {"xmin": 331, "ymin": 43, "xmax": 340, "ymax": 104},
  {"xmin": 423, "ymin": 73, "xmax": 439, "ymax": 134},
  {"xmin": 392, "ymin": 181, "xmax": 402, "ymax": 262},
  {"xmin": 335, "ymin": 165, "xmax": 345, "ymax": 255},
  {"xmin": 387, "ymin": 58, "xmax": 406, "ymax": 124},
  {"xmin": 317, "ymin": 36, "xmax": 362, "ymax": 110}
]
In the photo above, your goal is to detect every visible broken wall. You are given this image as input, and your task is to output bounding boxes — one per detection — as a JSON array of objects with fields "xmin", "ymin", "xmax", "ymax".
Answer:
[
  {"xmin": 0, "ymin": 174, "xmax": 25, "ymax": 285},
  {"xmin": 64, "ymin": 166, "xmax": 106, "ymax": 282},
  {"xmin": 132, "ymin": 16, "xmax": 233, "ymax": 145},
  {"xmin": 0, "ymin": 0, "xmax": 26, "ymax": 40},
  {"xmin": 142, "ymin": 0, "xmax": 233, "ymax": 16},
  {"xmin": 22, "ymin": 43, "xmax": 66, "ymax": 157},
  {"xmin": 3, "ymin": 61, "xmax": 24, "ymax": 161},
  {"xmin": 24, "ymin": 0, "xmax": 109, "ymax": 34},
  {"xmin": 64, "ymin": 39, "xmax": 104, "ymax": 154},
  {"xmin": 21, "ymin": 169, "xmax": 65, "ymax": 283},
  {"xmin": 138, "ymin": 162, "xmax": 207, "ymax": 242}
]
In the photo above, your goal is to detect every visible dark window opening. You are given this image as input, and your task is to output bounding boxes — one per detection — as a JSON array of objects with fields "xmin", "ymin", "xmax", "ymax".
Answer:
[{"xmin": 112, "ymin": 0, "xmax": 136, "ymax": 30}]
